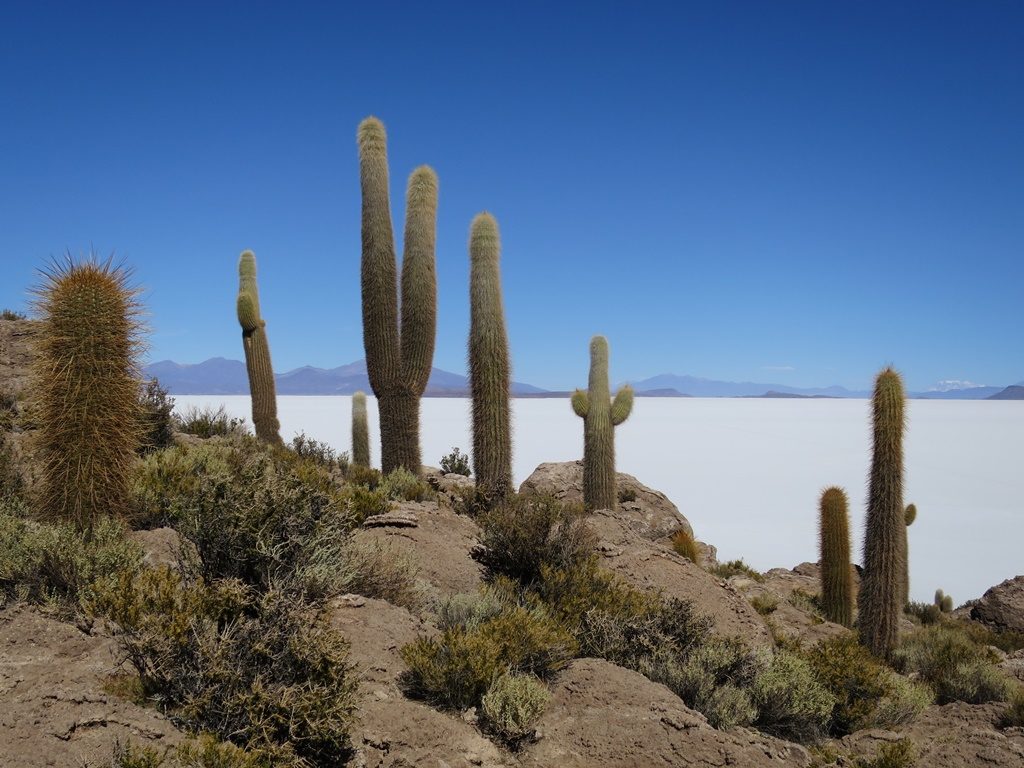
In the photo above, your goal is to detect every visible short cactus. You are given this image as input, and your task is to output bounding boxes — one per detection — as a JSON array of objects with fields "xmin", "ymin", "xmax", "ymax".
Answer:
[
  {"xmin": 901, "ymin": 503, "xmax": 917, "ymax": 605},
  {"xmin": 236, "ymin": 250, "xmax": 281, "ymax": 445},
  {"xmin": 357, "ymin": 116, "xmax": 438, "ymax": 475},
  {"xmin": 352, "ymin": 391, "xmax": 370, "ymax": 467},
  {"xmin": 31, "ymin": 256, "xmax": 143, "ymax": 533},
  {"xmin": 859, "ymin": 367, "xmax": 907, "ymax": 660},
  {"xmin": 572, "ymin": 336, "xmax": 633, "ymax": 511},
  {"xmin": 468, "ymin": 212, "xmax": 512, "ymax": 501},
  {"xmin": 819, "ymin": 486, "xmax": 854, "ymax": 628},
  {"xmin": 934, "ymin": 588, "xmax": 953, "ymax": 613}
]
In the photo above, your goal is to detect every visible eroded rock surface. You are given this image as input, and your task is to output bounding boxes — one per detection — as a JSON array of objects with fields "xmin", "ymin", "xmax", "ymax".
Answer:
[{"xmin": 971, "ymin": 575, "xmax": 1024, "ymax": 633}]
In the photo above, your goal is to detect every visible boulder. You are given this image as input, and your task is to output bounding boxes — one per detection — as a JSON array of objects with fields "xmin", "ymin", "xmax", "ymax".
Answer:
[
  {"xmin": 520, "ymin": 461, "xmax": 691, "ymax": 540},
  {"xmin": 970, "ymin": 575, "xmax": 1024, "ymax": 633},
  {"xmin": 0, "ymin": 604, "xmax": 184, "ymax": 767},
  {"xmin": 329, "ymin": 596, "xmax": 513, "ymax": 768},
  {"xmin": 520, "ymin": 658, "xmax": 810, "ymax": 767},
  {"xmin": 586, "ymin": 508, "xmax": 773, "ymax": 647}
]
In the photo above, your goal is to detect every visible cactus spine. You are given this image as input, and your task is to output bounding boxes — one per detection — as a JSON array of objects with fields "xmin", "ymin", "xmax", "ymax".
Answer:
[
  {"xmin": 31, "ymin": 256, "xmax": 143, "ymax": 533},
  {"xmin": 236, "ymin": 251, "xmax": 282, "ymax": 445},
  {"xmin": 819, "ymin": 486, "xmax": 854, "ymax": 627},
  {"xmin": 572, "ymin": 336, "xmax": 633, "ymax": 511},
  {"xmin": 357, "ymin": 116, "xmax": 438, "ymax": 475},
  {"xmin": 901, "ymin": 503, "xmax": 917, "ymax": 605},
  {"xmin": 858, "ymin": 367, "xmax": 906, "ymax": 660},
  {"xmin": 352, "ymin": 391, "xmax": 370, "ymax": 467},
  {"xmin": 468, "ymin": 213, "xmax": 513, "ymax": 501}
]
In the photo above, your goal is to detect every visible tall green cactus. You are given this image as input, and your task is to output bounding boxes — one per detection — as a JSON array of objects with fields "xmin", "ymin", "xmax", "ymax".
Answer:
[
  {"xmin": 352, "ymin": 391, "xmax": 370, "ymax": 467},
  {"xmin": 468, "ymin": 212, "xmax": 513, "ymax": 501},
  {"xmin": 572, "ymin": 336, "xmax": 633, "ymax": 511},
  {"xmin": 901, "ymin": 503, "xmax": 917, "ymax": 605},
  {"xmin": 819, "ymin": 486, "xmax": 853, "ymax": 627},
  {"xmin": 31, "ymin": 256, "xmax": 143, "ymax": 533},
  {"xmin": 357, "ymin": 116, "xmax": 438, "ymax": 475},
  {"xmin": 859, "ymin": 367, "xmax": 906, "ymax": 660},
  {"xmin": 236, "ymin": 250, "xmax": 281, "ymax": 445}
]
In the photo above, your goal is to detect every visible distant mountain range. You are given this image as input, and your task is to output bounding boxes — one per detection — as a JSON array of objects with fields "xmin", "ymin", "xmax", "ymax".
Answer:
[{"xmin": 143, "ymin": 358, "xmax": 1023, "ymax": 400}]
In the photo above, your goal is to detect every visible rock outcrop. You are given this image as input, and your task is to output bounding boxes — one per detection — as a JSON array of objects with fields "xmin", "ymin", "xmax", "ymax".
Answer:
[{"xmin": 970, "ymin": 575, "xmax": 1024, "ymax": 633}]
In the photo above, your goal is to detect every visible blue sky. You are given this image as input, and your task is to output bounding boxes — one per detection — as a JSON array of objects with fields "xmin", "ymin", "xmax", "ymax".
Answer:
[{"xmin": 1, "ymin": 2, "xmax": 1021, "ymax": 391}]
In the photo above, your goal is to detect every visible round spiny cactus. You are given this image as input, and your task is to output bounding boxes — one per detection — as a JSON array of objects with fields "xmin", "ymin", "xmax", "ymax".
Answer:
[
  {"xmin": 859, "ymin": 367, "xmax": 907, "ymax": 660},
  {"xmin": 30, "ymin": 255, "xmax": 144, "ymax": 533},
  {"xmin": 819, "ymin": 486, "xmax": 853, "ymax": 628}
]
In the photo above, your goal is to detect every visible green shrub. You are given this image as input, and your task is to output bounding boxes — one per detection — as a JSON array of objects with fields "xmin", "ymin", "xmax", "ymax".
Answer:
[
  {"xmin": 670, "ymin": 529, "xmax": 700, "ymax": 563},
  {"xmin": 290, "ymin": 432, "xmax": 348, "ymax": 473},
  {"xmin": 132, "ymin": 442, "xmax": 235, "ymax": 527},
  {"xmin": 436, "ymin": 590, "xmax": 506, "ymax": 631},
  {"xmin": 854, "ymin": 739, "xmax": 917, "ymax": 768},
  {"xmin": 0, "ymin": 435, "xmax": 24, "ymax": 503},
  {"xmin": 1, "ymin": 308, "xmax": 26, "ymax": 320},
  {"xmin": 0, "ymin": 501, "xmax": 142, "ymax": 607},
  {"xmin": 999, "ymin": 686, "xmax": 1024, "ymax": 728},
  {"xmin": 173, "ymin": 405, "xmax": 248, "ymax": 438},
  {"xmin": 379, "ymin": 466, "xmax": 433, "ymax": 502},
  {"xmin": 893, "ymin": 624, "xmax": 1011, "ymax": 704},
  {"xmin": 299, "ymin": 535, "xmax": 421, "ymax": 610},
  {"xmin": 710, "ymin": 559, "xmax": 764, "ymax": 582},
  {"xmin": 481, "ymin": 673, "xmax": 550, "ymax": 744},
  {"xmin": 88, "ymin": 568, "xmax": 358, "ymax": 766},
  {"xmin": 439, "ymin": 447, "xmax": 471, "ymax": 477},
  {"xmin": 400, "ymin": 604, "xmax": 575, "ymax": 710},
  {"xmin": 339, "ymin": 484, "xmax": 392, "ymax": 524},
  {"xmin": 806, "ymin": 635, "xmax": 931, "ymax": 735},
  {"xmin": 477, "ymin": 494, "xmax": 593, "ymax": 586},
  {"xmin": 959, "ymin": 620, "xmax": 1024, "ymax": 654},
  {"xmin": 751, "ymin": 593, "xmax": 779, "ymax": 616},
  {"xmin": 110, "ymin": 734, "xmax": 283, "ymax": 767},
  {"xmin": 344, "ymin": 463, "xmax": 382, "ymax": 489},
  {"xmin": 752, "ymin": 650, "xmax": 836, "ymax": 742},
  {"xmin": 905, "ymin": 601, "xmax": 943, "ymax": 625},
  {"xmin": 138, "ymin": 379, "xmax": 175, "ymax": 456}
]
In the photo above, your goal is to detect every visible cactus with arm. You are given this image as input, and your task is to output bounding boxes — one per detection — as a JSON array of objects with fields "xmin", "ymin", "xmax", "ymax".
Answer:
[{"xmin": 236, "ymin": 250, "xmax": 282, "ymax": 445}]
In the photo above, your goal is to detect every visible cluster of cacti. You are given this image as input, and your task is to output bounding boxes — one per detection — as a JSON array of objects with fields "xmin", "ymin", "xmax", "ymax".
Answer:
[
  {"xmin": 236, "ymin": 250, "xmax": 282, "ymax": 445},
  {"xmin": 357, "ymin": 117, "xmax": 438, "ymax": 475},
  {"xmin": 934, "ymin": 588, "xmax": 953, "ymax": 613},
  {"xmin": 572, "ymin": 336, "xmax": 634, "ymax": 511},
  {"xmin": 858, "ymin": 367, "xmax": 907, "ymax": 660},
  {"xmin": 31, "ymin": 256, "xmax": 143, "ymax": 533},
  {"xmin": 901, "ymin": 502, "xmax": 917, "ymax": 605},
  {"xmin": 352, "ymin": 391, "xmax": 370, "ymax": 467},
  {"xmin": 468, "ymin": 213, "xmax": 513, "ymax": 501},
  {"xmin": 819, "ymin": 486, "xmax": 853, "ymax": 627}
]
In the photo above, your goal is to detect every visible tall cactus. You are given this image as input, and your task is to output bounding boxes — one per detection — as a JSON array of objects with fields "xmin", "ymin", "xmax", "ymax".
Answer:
[
  {"xmin": 859, "ymin": 367, "xmax": 906, "ymax": 660},
  {"xmin": 572, "ymin": 336, "xmax": 633, "ymax": 511},
  {"xmin": 901, "ymin": 503, "xmax": 917, "ymax": 605},
  {"xmin": 468, "ymin": 213, "xmax": 512, "ymax": 501},
  {"xmin": 31, "ymin": 256, "xmax": 143, "ymax": 533},
  {"xmin": 236, "ymin": 250, "xmax": 281, "ymax": 445},
  {"xmin": 819, "ymin": 486, "xmax": 853, "ymax": 627},
  {"xmin": 357, "ymin": 116, "xmax": 438, "ymax": 475},
  {"xmin": 352, "ymin": 391, "xmax": 370, "ymax": 467}
]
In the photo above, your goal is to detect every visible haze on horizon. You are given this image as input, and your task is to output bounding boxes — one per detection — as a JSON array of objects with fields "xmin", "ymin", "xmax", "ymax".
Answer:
[{"xmin": 1, "ymin": 3, "xmax": 1021, "ymax": 392}]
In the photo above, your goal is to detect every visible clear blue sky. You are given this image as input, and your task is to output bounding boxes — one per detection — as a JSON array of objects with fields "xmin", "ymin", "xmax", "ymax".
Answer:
[{"xmin": 2, "ymin": 2, "xmax": 1021, "ymax": 391}]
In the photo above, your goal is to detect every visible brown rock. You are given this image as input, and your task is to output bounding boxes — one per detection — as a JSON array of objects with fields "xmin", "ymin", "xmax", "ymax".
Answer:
[
  {"xmin": 352, "ymin": 501, "xmax": 484, "ymax": 603},
  {"xmin": 586, "ymin": 508, "xmax": 773, "ymax": 647},
  {"xmin": 521, "ymin": 658, "xmax": 810, "ymax": 767},
  {"xmin": 0, "ymin": 604, "xmax": 184, "ymax": 767},
  {"xmin": 329, "ymin": 596, "xmax": 512, "ymax": 768},
  {"xmin": 520, "ymin": 461, "xmax": 692, "ymax": 540},
  {"xmin": 970, "ymin": 575, "xmax": 1024, "ymax": 633}
]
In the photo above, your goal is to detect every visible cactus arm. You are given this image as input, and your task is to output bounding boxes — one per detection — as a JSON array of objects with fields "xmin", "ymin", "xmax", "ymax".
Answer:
[
  {"xmin": 236, "ymin": 291, "xmax": 260, "ymax": 333},
  {"xmin": 399, "ymin": 165, "xmax": 439, "ymax": 395},
  {"xmin": 571, "ymin": 389, "xmax": 589, "ymax": 418},
  {"xmin": 610, "ymin": 385, "xmax": 634, "ymax": 426},
  {"xmin": 904, "ymin": 503, "xmax": 917, "ymax": 526}
]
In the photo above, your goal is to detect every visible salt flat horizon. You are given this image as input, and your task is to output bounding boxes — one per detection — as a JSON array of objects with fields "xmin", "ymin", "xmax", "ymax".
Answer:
[{"xmin": 174, "ymin": 395, "xmax": 1022, "ymax": 606}]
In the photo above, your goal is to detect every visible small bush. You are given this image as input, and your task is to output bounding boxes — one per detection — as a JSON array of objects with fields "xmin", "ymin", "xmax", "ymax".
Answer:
[
  {"xmin": 439, "ymin": 447, "xmax": 471, "ymax": 477},
  {"xmin": 138, "ymin": 379, "xmax": 175, "ymax": 456},
  {"xmin": 710, "ymin": 559, "xmax": 764, "ymax": 582},
  {"xmin": 959, "ymin": 620, "xmax": 1024, "ymax": 654},
  {"xmin": 788, "ymin": 588, "xmax": 824, "ymax": 618},
  {"xmin": 88, "ymin": 568, "xmax": 358, "ymax": 766},
  {"xmin": 344, "ymin": 463, "xmax": 381, "ymax": 489},
  {"xmin": 657, "ymin": 637, "xmax": 761, "ymax": 729},
  {"xmin": 905, "ymin": 601, "xmax": 943, "ymax": 625},
  {"xmin": 893, "ymin": 624, "xmax": 1011, "ymax": 704},
  {"xmin": 670, "ymin": 529, "xmax": 700, "ymax": 563},
  {"xmin": 131, "ymin": 442, "xmax": 234, "ymax": 527},
  {"xmin": 477, "ymin": 494, "xmax": 593, "ymax": 586},
  {"xmin": 379, "ymin": 467, "xmax": 433, "ymax": 502},
  {"xmin": 1, "ymin": 308, "xmax": 27, "ymax": 320},
  {"xmin": 751, "ymin": 593, "xmax": 779, "ymax": 615},
  {"xmin": 290, "ymin": 432, "xmax": 348, "ymax": 473},
  {"xmin": 0, "ymin": 436, "xmax": 24, "ymax": 502},
  {"xmin": 752, "ymin": 650, "xmax": 836, "ymax": 742},
  {"xmin": 299, "ymin": 535, "xmax": 421, "ymax": 610},
  {"xmin": 436, "ymin": 590, "xmax": 506, "ymax": 631},
  {"xmin": 0, "ymin": 501, "xmax": 142, "ymax": 607},
  {"xmin": 339, "ymin": 484, "xmax": 392, "ymax": 524},
  {"xmin": 617, "ymin": 487, "xmax": 637, "ymax": 504},
  {"xmin": 481, "ymin": 673, "xmax": 550, "ymax": 744},
  {"xmin": 400, "ymin": 604, "xmax": 575, "ymax": 710},
  {"xmin": 173, "ymin": 405, "xmax": 248, "ymax": 439},
  {"xmin": 999, "ymin": 686, "xmax": 1024, "ymax": 728},
  {"xmin": 854, "ymin": 739, "xmax": 918, "ymax": 768}
]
